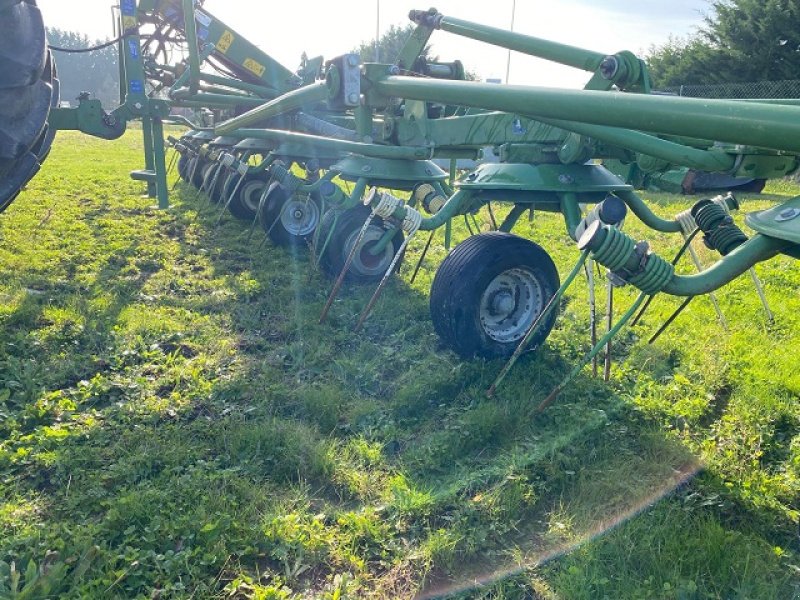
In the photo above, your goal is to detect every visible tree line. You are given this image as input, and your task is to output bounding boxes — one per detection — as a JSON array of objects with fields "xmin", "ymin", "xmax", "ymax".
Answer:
[
  {"xmin": 647, "ymin": 0, "xmax": 800, "ymax": 88},
  {"xmin": 47, "ymin": 28, "xmax": 120, "ymax": 107}
]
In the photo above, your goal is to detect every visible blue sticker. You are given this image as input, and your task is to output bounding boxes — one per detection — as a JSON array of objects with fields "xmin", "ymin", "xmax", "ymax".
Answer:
[
  {"xmin": 512, "ymin": 118, "xmax": 527, "ymax": 135},
  {"xmin": 130, "ymin": 80, "xmax": 144, "ymax": 94},
  {"xmin": 197, "ymin": 26, "xmax": 209, "ymax": 41},
  {"xmin": 121, "ymin": 0, "xmax": 135, "ymax": 16},
  {"xmin": 128, "ymin": 40, "xmax": 139, "ymax": 59}
]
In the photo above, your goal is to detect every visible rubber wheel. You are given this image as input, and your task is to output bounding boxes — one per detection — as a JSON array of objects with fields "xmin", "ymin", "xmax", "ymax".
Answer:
[
  {"xmin": 206, "ymin": 164, "xmax": 228, "ymax": 203},
  {"xmin": 198, "ymin": 161, "xmax": 217, "ymax": 196},
  {"xmin": 259, "ymin": 182, "xmax": 322, "ymax": 247},
  {"xmin": 318, "ymin": 204, "xmax": 404, "ymax": 284},
  {"xmin": 227, "ymin": 173, "xmax": 269, "ymax": 221},
  {"xmin": 189, "ymin": 156, "xmax": 207, "ymax": 189},
  {"xmin": 0, "ymin": 1, "xmax": 57, "ymax": 211},
  {"xmin": 430, "ymin": 232, "xmax": 560, "ymax": 359},
  {"xmin": 177, "ymin": 152, "xmax": 190, "ymax": 181}
]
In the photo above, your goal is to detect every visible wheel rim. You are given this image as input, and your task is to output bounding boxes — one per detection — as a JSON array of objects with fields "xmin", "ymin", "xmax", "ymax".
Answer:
[
  {"xmin": 241, "ymin": 180, "xmax": 266, "ymax": 211},
  {"xmin": 280, "ymin": 195, "xmax": 320, "ymax": 237},
  {"xmin": 479, "ymin": 267, "xmax": 546, "ymax": 344},
  {"xmin": 343, "ymin": 226, "xmax": 395, "ymax": 277}
]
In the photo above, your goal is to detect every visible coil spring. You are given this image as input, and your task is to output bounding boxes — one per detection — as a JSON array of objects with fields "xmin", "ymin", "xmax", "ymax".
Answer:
[
  {"xmin": 270, "ymin": 162, "xmax": 303, "ymax": 193},
  {"xmin": 691, "ymin": 200, "xmax": 748, "ymax": 256},
  {"xmin": 628, "ymin": 253, "xmax": 675, "ymax": 295},
  {"xmin": 591, "ymin": 227, "xmax": 674, "ymax": 294},
  {"xmin": 592, "ymin": 225, "xmax": 636, "ymax": 272}
]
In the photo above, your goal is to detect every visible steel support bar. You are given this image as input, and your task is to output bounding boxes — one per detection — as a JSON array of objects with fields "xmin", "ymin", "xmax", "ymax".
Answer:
[
  {"xmin": 616, "ymin": 190, "xmax": 683, "ymax": 234},
  {"xmin": 224, "ymin": 129, "xmax": 433, "ymax": 160},
  {"xmin": 662, "ymin": 235, "xmax": 788, "ymax": 296},
  {"xmin": 170, "ymin": 90, "xmax": 267, "ymax": 107},
  {"xmin": 373, "ymin": 77, "xmax": 800, "ymax": 154},
  {"xmin": 538, "ymin": 118, "xmax": 736, "ymax": 173},
  {"xmin": 215, "ymin": 82, "xmax": 329, "ymax": 135},
  {"xmin": 151, "ymin": 117, "xmax": 169, "ymax": 209},
  {"xmin": 425, "ymin": 14, "xmax": 606, "ymax": 72},
  {"xmin": 181, "ymin": 0, "xmax": 201, "ymax": 94}
]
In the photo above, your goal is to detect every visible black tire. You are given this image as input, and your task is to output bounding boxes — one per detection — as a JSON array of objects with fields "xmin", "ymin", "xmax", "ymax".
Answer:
[
  {"xmin": 189, "ymin": 156, "xmax": 207, "ymax": 188},
  {"xmin": 198, "ymin": 161, "xmax": 217, "ymax": 196},
  {"xmin": 206, "ymin": 164, "xmax": 228, "ymax": 203},
  {"xmin": 216, "ymin": 171, "xmax": 239, "ymax": 205},
  {"xmin": 259, "ymin": 182, "xmax": 322, "ymax": 247},
  {"xmin": 177, "ymin": 152, "xmax": 190, "ymax": 181},
  {"xmin": 227, "ymin": 173, "xmax": 269, "ymax": 221},
  {"xmin": 430, "ymin": 232, "xmax": 560, "ymax": 359},
  {"xmin": 0, "ymin": 0, "xmax": 56, "ymax": 211},
  {"xmin": 318, "ymin": 204, "xmax": 404, "ymax": 284}
]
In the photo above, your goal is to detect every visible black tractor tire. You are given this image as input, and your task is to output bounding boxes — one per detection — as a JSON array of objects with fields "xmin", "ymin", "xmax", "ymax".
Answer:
[
  {"xmin": 317, "ymin": 204, "xmax": 404, "ymax": 284},
  {"xmin": 430, "ymin": 232, "xmax": 560, "ymax": 359},
  {"xmin": 0, "ymin": 0, "xmax": 58, "ymax": 212},
  {"xmin": 259, "ymin": 182, "xmax": 322, "ymax": 247}
]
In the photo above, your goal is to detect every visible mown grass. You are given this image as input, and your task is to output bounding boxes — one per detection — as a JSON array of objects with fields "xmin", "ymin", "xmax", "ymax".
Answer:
[{"xmin": 0, "ymin": 131, "xmax": 798, "ymax": 599}]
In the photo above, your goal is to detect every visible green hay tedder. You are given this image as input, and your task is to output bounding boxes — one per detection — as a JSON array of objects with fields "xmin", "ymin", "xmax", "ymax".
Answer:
[{"xmin": 2, "ymin": 0, "xmax": 799, "ymax": 402}]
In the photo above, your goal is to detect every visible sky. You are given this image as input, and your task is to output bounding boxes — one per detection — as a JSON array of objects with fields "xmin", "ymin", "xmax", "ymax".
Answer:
[{"xmin": 37, "ymin": 0, "xmax": 709, "ymax": 89}]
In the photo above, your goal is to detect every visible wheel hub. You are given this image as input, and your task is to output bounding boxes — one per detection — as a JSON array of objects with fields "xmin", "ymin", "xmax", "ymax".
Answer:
[
  {"xmin": 280, "ymin": 195, "xmax": 320, "ymax": 237},
  {"xmin": 491, "ymin": 290, "xmax": 516, "ymax": 315},
  {"xmin": 344, "ymin": 226, "xmax": 394, "ymax": 277},
  {"xmin": 479, "ymin": 267, "xmax": 545, "ymax": 344}
]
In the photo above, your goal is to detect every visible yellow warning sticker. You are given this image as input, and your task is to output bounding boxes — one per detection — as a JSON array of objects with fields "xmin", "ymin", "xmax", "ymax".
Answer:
[
  {"xmin": 217, "ymin": 30, "xmax": 234, "ymax": 54},
  {"xmin": 122, "ymin": 15, "xmax": 137, "ymax": 31},
  {"xmin": 243, "ymin": 58, "xmax": 266, "ymax": 77}
]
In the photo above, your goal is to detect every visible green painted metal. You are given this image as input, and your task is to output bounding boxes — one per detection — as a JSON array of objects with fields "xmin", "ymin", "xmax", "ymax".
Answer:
[
  {"xmin": 537, "ymin": 118, "xmax": 736, "ymax": 173},
  {"xmin": 414, "ymin": 11, "xmax": 606, "ymax": 73},
  {"xmin": 146, "ymin": 0, "xmax": 297, "ymax": 94},
  {"xmin": 372, "ymin": 76, "xmax": 800, "ymax": 154},
  {"xmin": 745, "ymin": 196, "xmax": 800, "ymax": 245},
  {"xmin": 170, "ymin": 90, "xmax": 267, "ymax": 107},
  {"xmin": 215, "ymin": 83, "xmax": 330, "ymax": 135},
  {"xmin": 332, "ymin": 156, "xmax": 447, "ymax": 185},
  {"xmin": 224, "ymin": 129, "xmax": 434, "ymax": 161},
  {"xmin": 457, "ymin": 163, "xmax": 632, "ymax": 193},
  {"xmin": 151, "ymin": 118, "xmax": 169, "ymax": 209},
  {"xmin": 48, "ymin": 99, "xmax": 126, "ymax": 140},
  {"xmin": 616, "ymin": 190, "xmax": 682, "ymax": 233},
  {"xmin": 409, "ymin": 10, "xmax": 650, "ymax": 91}
]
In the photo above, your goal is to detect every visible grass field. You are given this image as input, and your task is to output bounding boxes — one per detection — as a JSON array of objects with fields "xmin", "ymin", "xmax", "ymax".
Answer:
[{"xmin": 0, "ymin": 131, "xmax": 798, "ymax": 599}]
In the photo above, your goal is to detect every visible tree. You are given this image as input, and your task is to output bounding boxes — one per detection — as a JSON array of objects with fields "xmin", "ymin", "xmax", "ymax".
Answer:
[
  {"xmin": 647, "ymin": 0, "xmax": 800, "ymax": 87},
  {"xmin": 354, "ymin": 23, "xmax": 426, "ymax": 65},
  {"xmin": 47, "ymin": 28, "xmax": 120, "ymax": 107},
  {"xmin": 353, "ymin": 23, "xmax": 478, "ymax": 80}
]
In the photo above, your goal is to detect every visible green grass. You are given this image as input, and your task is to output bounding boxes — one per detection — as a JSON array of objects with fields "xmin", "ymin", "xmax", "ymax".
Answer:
[{"xmin": 0, "ymin": 131, "xmax": 798, "ymax": 599}]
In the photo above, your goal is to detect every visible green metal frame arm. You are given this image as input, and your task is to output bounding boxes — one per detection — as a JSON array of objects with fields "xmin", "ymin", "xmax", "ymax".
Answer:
[
  {"xmin": 181, "ymin": 0, "xmax": 201, "ymax": 94},
  {"xmin": 616, "ymin": 190, "xmax": 682, "ymax": 234},
  {"xmin": 662, "ymin": 234, "xmax": 789, "ymax": 296},
  {"xmin": 537, "ymin": 118, "xmax": 736, "ymax": 173},
  {"xmin": 410, "ymin": 11, "xmax": 606, "ymax": 73},
  {"xmin": 372, "ymin": 76, "xmax": 800, "ymax": 154},
  {"xmin": 49, "ymin": 100, "xmax": 128, "ymax": 140},
  {"xmin": 396, "ymin": 13, "xmax": 436, "ymax": 68},
  {"xmin": 170, "ymin": 90, "xmax": 267, "ymax": 108},
  {"xmin": 162, "ymin": 115, "xmax": 210, "ymax": 131},
  {"xmin": 224, "ymin": 129, "xmax": 433, "ymax": 161},
  {"xmin": 215, "ymin": 82, "xmax": 330, "ymax": 135}
]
